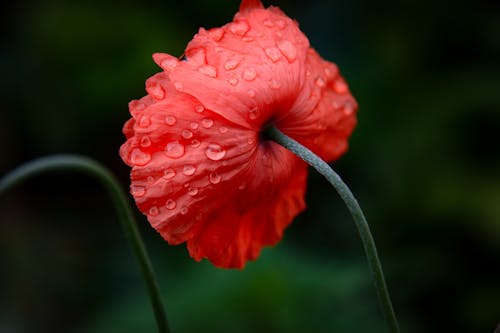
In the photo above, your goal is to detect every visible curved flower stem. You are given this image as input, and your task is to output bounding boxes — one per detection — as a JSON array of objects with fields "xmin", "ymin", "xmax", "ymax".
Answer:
[
  {"xmin": 267, "ymin": 127, "xmax": 400, "ymax": 333},
  {"xmin": 0, "ymin": 155, "xmax": 170, "ymax": 333}
]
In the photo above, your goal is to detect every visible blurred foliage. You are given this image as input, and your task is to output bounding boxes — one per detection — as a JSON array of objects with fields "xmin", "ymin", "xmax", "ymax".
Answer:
[{"xmin": 1, "ymin": 0, "xmax": 499, "ymax": 332}]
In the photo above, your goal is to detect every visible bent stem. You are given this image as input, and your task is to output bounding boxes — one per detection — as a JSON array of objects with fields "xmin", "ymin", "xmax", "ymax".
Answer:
[
  {"xmin": 0, "ymin": 155, "xmax": 170, "ymax": 333},
  {"xmin": 267, "ymin": 126, "xmax": 400, "ymax": 333}
]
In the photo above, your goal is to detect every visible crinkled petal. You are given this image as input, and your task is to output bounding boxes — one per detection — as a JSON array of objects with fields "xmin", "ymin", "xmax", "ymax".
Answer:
[
  {"xmin": 120, "ymin": 75, "xmax": 308, "ymax": 267},
  {"xmin": 278, "ymin": 48, "xmax": 358, "ymax": 161}
]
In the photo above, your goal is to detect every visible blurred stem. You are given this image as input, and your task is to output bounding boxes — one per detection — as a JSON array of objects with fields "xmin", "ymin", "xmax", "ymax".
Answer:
[
  {"xmin": 0, "ymin": 155, "xmax": 170, "ymax": 333},
  {"xmin": 267, "ymin": 126, "xmax": 400, "ymax": 333}
]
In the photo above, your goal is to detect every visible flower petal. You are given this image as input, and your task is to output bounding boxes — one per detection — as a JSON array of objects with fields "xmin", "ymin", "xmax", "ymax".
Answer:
[
  {"xmin": 278, "ymin": 48, "xmax": 358, "ymax": 162},
  {"xmin": 168, "ymin": 5, "xmax": 310, "ymax": 129}
]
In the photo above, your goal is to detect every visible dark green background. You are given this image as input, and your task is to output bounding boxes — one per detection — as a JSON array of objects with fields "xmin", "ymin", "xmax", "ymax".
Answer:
[{"xmin": 1, "ymin": 0, "xmax": 499, "ymax": 332}]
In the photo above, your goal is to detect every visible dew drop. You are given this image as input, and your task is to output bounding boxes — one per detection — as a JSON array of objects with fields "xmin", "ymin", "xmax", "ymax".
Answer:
[
  {"xmin": 147, "ymin": 83, "xmax": 165, "ymax": 100},
  {"xmin": 180, "ymin": 206, "xmax": 189, "ymax": 215},
  {"xmin": 165, "ymin": 141, "xmax": 185, "ymax": 159},
  {"xmin": 201, "ymin": 118, "xmax": 214, "ymax": 128},
  {"xmin": 334, "ymin": 80, "xmax": 348, "ymax": 94},
  {"xmin": 228, "ymin": 78, "xmax": 239, "ymax": 86},
  {"xmin": 165, "ymin": 115, "xmax": 177, "ymax": 125},
  {"xmin": 188, "ymin": 187, "xmax": 198, "ymax": 196},
  {"xmin": 269, "ymin": 79, "xmax": 281, "ymax": 90},
  {"xmin": 182, "ymin": 129, "xmax": 193, "ymax": 139},
  {"xmin": 140, "ymin": 136, "xmax": 152, "ymax": 147},
  {"xmin": 183, "ymin": 164, "xmax": 196, "ymax": 176},
  {"xmin": 247, "ymin": 89, "xmax": 256, "ymax": 98},
  {"xmin": 247, "ymin": 137, "xmax": 256, "ymax": 145},
  {"xmin": 229, "ymin": 20, "xmax": 249, "ymax": 36},
  {"xmin": 277, "ymin": 40, "xmax": 297, "ymax": 62},
  {"xmin": 164, "ymin": 168, "xmax": 176, "ymax": 179},
  {"xmin": 224, "ymin": 59, "xmax": 240, "ymax": 70},
  {"xmin": 219, "ymin": 126, "xmax": 228, "ymax": 134},
  {"xmin": 205, "ymin": 143, "xmax": 226, "ymax": 161},
  {"xmin": 190, "ymin": 122, "xmax": 199, "ymax": 130},
  {"xmin": 264, "ymin": 47, "xmax": 281, "ymax": 62},
  {"xmin": 131, "ymin": 185, "xmax": 146, "ymax": 197},
  {"xmin": 149, "ymin": 206, "xmax": 159, "ymax": 216},
  {"xmin": 343, "ymin": 101, "xmax": 355, "ymax": 115},
  {"xmin": 209, "ymin": 27, "xmax": 225, "ymax": 41},
  {"xmin": 263, "ymin": 19, "xmax": 274, "ymax": 27},
  {"xmin": 243, "ymin": 68, "xmax": 257, "ymax": 81},
  {"xmin": 242, "ymin": 36, "xmax": 254, "ymax": 42},
  {"xmin": 160, "ymin": 58, "xmax": 178, "ymax": 70},
  {"xmin": 174, "ymin": 82, "xmax": 184, "ymax": 91},
  {"xmin": 248, "ymin": 107, "xmax": 261, "ymax": 120},
  {"xmin": 147, "ymin": 176, "xmax": 155, "ymax": 184},
  {"xmin": 315, "ymin": 77, "xmax": 326, "ymax": 88},
  {"xmin": 139, "ymin": 116, "xmax": 151, "ymax": 128},
  {"xmin": 130, "ymin": 148, "xmax": 151, "ymax": 166},
  {"xmin": 191, "ymin": 139, "xmax": 201, "ymax": 148},
  {"xmin": 209, "ymin": 172, "xmax": 221, "ymax": 184},
  {"xmin": 276, "ymin": 19, "xmax": 286, "ymax": 29},
  {"xmin": 238, "ymin": 183, "xmax": 246, "ymax": 190},
  {"xmin": 198, "ymin": 65, "xmax": 217, "ymax": 78},
  {"xmin": 194, "ymin": 105, "xmax": 205, "ymax": 113},
  {"xmin": 165, "ymin": 199, "xmax": 177, "ymax": 210}
]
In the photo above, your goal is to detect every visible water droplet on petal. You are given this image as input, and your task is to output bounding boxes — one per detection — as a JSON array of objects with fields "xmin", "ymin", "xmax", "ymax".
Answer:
[
  {"xmin": 248, "ymin": 107, "xmax": 261, "ymax": 120},
  {"xmin": 180, "ymin": 206, "xmax": 188, "ymax": 215},
  {"xmin": 219, "ymin": 127, "xmax": 228, "ymax": 134},
  {"xmin": 191, "ymin": 139, "xmax": 201, "ymax": 148},
  {"xmin": 182, "ymin": 129, "xmax": 193, "ymax": 139},
  {"xmin": 140, "ymin": 136, "xmax": 152, "ymax": 147},
  {"xmin": 183, "ymin": 164, "xmax": 196, "ymax": 176},
  {"xmin": 334, "ymin": 80, "xmax": 348, "ymax": 94},
  {"xmin": 165, "ymin": 141, "xmax": 185, "ymax": 159},
  {"xmin": 247, "ymin": 137, "xmax": 256, "ymax": 145},
  {"xmin": 166, "ymin": 199, "xmax": 176, "ymax": 210},
  {"xmin": 269, "ymin": 79, "xmax": 281, "ymax": 90},
  {"xmin": 147, "ymin": 176, "xmax": 155, "ymax": 184},
  {"xmin": 188, "ymin": 187, "xmax": 198, "ymax": 196},
  {"xmin": 242, "ymin": 36, "xmax": 254, "ymax": 42},
  {"xmin": 343, "ymin": 101, "xmax": 355, "ymax": 115},
  {"xmin": 209, "ymin": 27, "xmax": 225, "ymax": 41},
  {"xmin": 224, "ymin": 59, "xmax": 240, "ymax": 71},
  {"xmin": 194, "ymin": 105, "xmax": 205, "ymax": 113},
  {"xmin": 205, "ymin": 143, "xmax": 226, "ymax": 161},
  {"xmin": 238, "ymin": 183, "xmax": 246, "ymax": 190},
  {"xmin": 130, "ymin": 148, "xmax": 151, "ymax": 166},
  {"xmin": 248, "ymin": 89, "xmax": 256, "ymax": 98},
  {"xmin": 190, "ymin": 122, "xmax": 199, "ymax": 130},
  {"xmin": 149, "ymin": 206, "xmax": 159, "ymax": 216},
  {"xmin": 147, "ymin": 83, "xmax": 165, "ymax": 100},
  {"xmin": 264, "ymin": 47, "xmax": 281, "ymax": 62},
  {"xmin": 276, "ymin": 19, "xmax": 286, "ymax": 29},
  {"xmin": 315, "ymin": 77, "xmax": 326, "ymax": 88},
  {"xmin": 228, "ymin": 78, "xmax": 239, "ymax": 86},
  {"xmin": 139, "ymin": 116, "xmax": 151, "ymax": 128},
  {"xmin": 164, "ymin": 168, "xmax": 176, "ymax": 179},
  {"xmin": 165, "ymin": 115, "xmax": 177, "ymax": 125},
  {"xmin": 209, "ymin": 172, "xmax": 221, "ymax": 184},
  {"xmin": 263, "ymin": 19, "xmax": 274, "ymax": 27},
  {"xmin": 131, "ymin": 185, "xmax": 146, "ymax": 197},
  {"xmin": 174, "ymin": 82, "xmax": 183, "ymax": 91},
  {"xmin": 201, "ymin": 118, "xmax": 214, "ymax": 128},
  {"xmin": 198, "ymin": 65, "xmax": 217, "ymax": 78},
  {"xmin": 277, "ymin": 40, "xmax": 297, "ymax": 62},
  {"xmin": 243, "ymin": 68, "xmax": 257, "ymax": 81},
  {"xmin": 229, "ymin": 20, "xmax": 249, "ymax": 36}
]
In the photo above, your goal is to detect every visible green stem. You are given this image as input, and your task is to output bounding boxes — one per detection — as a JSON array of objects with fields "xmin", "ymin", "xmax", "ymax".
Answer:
[
  {"xmin": 0, "ymin": 155, "xmax": 170, "ymax": 333},
  {"xmin": 267, "ymin": 126, "xmax": 400, "ymax": 333}
]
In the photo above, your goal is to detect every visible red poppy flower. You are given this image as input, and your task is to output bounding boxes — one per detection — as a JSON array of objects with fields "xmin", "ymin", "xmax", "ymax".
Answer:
[{"xmin": 119, "ymin": 0, "xmax": 357, "ymax": 268}]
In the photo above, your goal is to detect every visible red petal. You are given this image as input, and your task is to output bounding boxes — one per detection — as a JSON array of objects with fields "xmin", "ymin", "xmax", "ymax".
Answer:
[
  {"xmin": 240, "ymin": 0, "xmax": 264, "ymax": 12},
  {"xmin": 278, "ymin": 48, "xmax": 357, "ymax": 162},
  {"xmin": 168, "ymin": 6, "xmax": 309, "ymax": 129}
]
